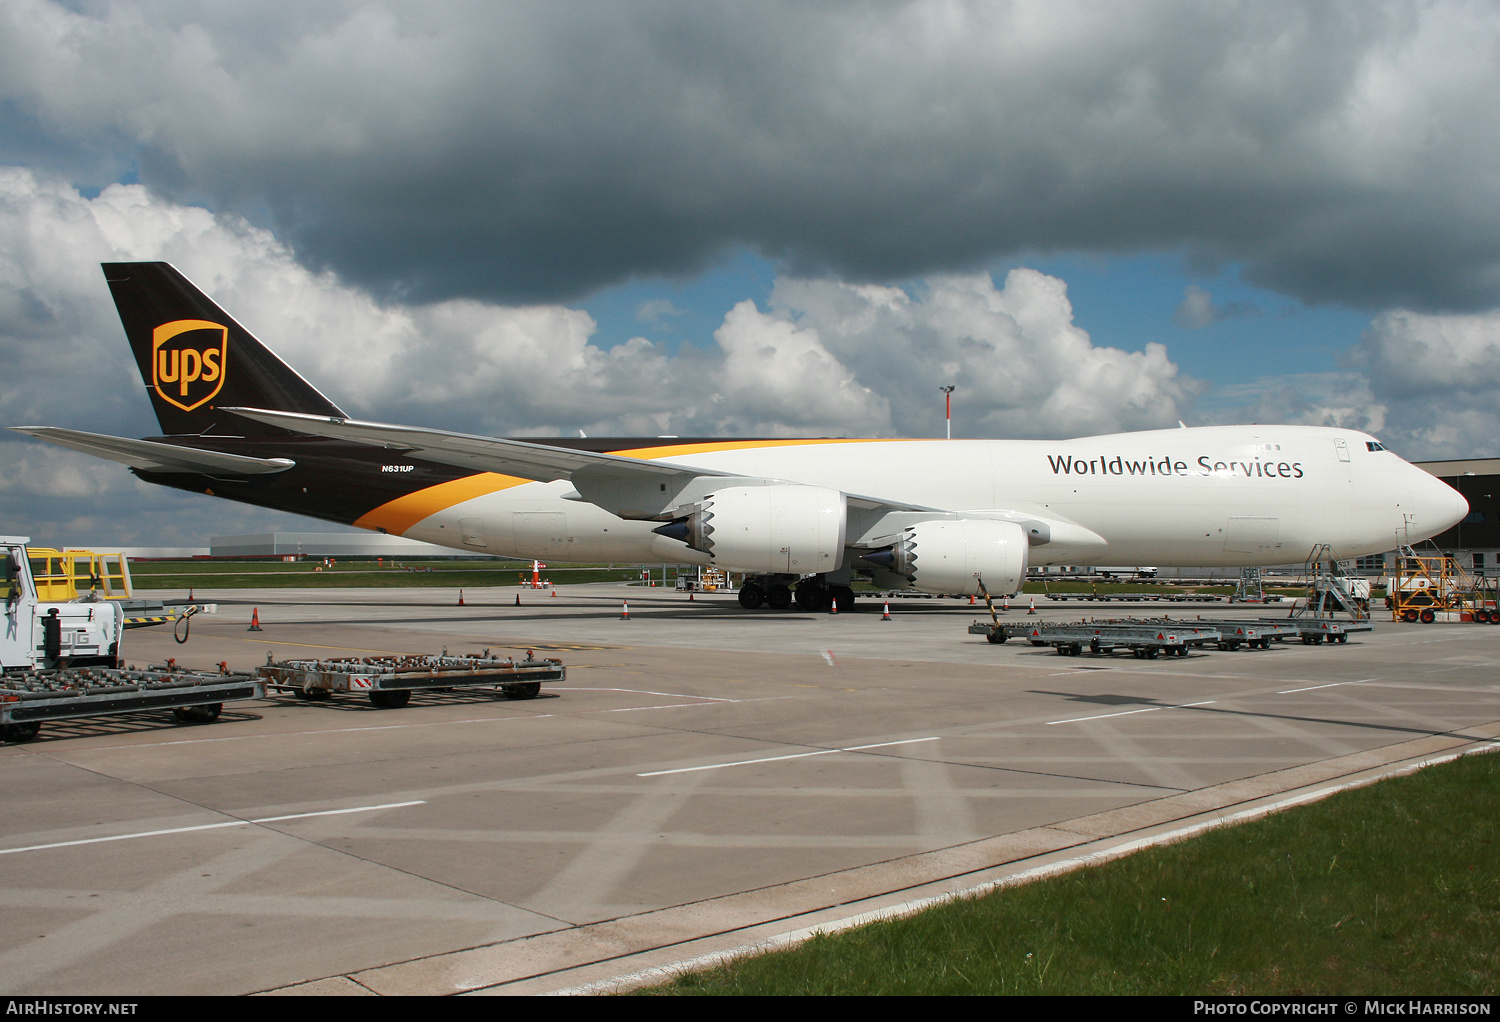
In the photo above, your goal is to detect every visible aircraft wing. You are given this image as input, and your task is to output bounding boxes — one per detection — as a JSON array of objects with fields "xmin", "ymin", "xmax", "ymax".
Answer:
[
  {"xmin": 222, "ymin": 407, "xmax": 935, "ymax": 516},
  {"xmin": 221, "ymin": 408, "xmax": 741, "ymax": 482},
  {"xmin": 7, "ymin": 426, "xmax": 295, "ymax": 476}
]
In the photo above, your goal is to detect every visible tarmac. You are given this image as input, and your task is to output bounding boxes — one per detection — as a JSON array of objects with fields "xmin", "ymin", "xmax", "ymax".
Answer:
[{"xmin": 2, "ymin": 584, "xmax": 1497, "ymax": 995}]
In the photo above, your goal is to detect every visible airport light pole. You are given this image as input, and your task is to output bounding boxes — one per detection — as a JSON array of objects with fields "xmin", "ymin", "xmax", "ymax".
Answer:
[{"xmin": 940, "ymin": 385, "xmax": 955, "ymax": 440}]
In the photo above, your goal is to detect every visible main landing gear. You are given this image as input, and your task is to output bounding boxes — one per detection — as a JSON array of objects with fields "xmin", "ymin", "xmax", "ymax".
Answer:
[{"xmin": 738, "ymin": 576, "xmax": 855, "ymax": 612}]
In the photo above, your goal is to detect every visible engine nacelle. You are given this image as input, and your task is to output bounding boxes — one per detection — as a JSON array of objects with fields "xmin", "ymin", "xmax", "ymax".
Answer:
[
  {"xmin": 872, "ymin": 519, "xmax": 1029, "ymax": 596},
  {"xmin": 654, "ymin": 484, "xmax": 847, "ymax": 574}
]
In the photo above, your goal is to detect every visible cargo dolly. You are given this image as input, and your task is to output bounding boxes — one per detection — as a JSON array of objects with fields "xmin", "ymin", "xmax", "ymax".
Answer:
[
  {"xmin": 1, "ymin": 663, "xmax": 262, "ymax": 742},
  {"xmin": 1170, "ymin": 618, "xmax": 1300, "ymax": 649},
  {"xmin": 1276, "ymin": 617, "xmax": 1372, "ymax": 644},
  {"xmin": 969, "ymin": 619, "xmax": 1223, "ymax": 658},
  {"xmin": 259, "ymin": 651, "xmax": 566, "ymax": 708}
]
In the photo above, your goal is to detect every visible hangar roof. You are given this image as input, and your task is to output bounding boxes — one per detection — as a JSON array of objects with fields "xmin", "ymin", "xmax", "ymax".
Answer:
[{"xmin": 1415, "ymin": 458, "xmax": 1500, "ymax": 478}]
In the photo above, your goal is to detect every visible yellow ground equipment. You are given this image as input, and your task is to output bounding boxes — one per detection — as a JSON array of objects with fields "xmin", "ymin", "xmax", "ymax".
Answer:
[
  {"xmin": 1387, "ymin": 546, "xmax": 1500, "ymax": 624},
  {"xmin": 26, "ymin": 548, "xmax": 134, "ymax": 601}
]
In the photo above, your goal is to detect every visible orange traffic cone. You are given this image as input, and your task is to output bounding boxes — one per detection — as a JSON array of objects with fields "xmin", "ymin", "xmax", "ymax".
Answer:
[
  {"xmin": 689, "ymin": 591, "xmax": 695, "ymax": 601},
  {"xmin": 621, "ymin": 600, "xmax": 631, "ymax": 620},
  {"xmin": 829, "ymin": 596, "xmax": 839, "ymax": 615},
  {"xmin": 1027, "ymin": 597, "xmax": 1036, "ymax": 615},
  {"xmin": 458, "ymin": 589, "xmax": 465, "ymax": 606},
  {"xmin": 551, "ymin": 588, "xmax": 556, "ymax": 597},
  {"xmin": 881, "ymin": 600, "xmax": 892, "ymax": 621},
  {"xmin": 969, "ymin": 594, "xmax": 975, "ymax": 605},
  {"xmin": 248, "ymin": 608, "xmax": 263, "ymax": 632},
  {"xmin": 514, "ymin": 593, "xmax": 521, "ymax": 606}
]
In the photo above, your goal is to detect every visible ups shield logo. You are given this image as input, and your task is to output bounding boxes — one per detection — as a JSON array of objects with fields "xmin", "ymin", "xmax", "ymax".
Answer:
[{"xmin": 152, "ymin": 320, "xmax": 227, "ymax": 412}]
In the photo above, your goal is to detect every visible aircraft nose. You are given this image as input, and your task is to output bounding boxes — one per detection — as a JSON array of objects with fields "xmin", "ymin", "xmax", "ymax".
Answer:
[{"xmin": 1413, "ymin": 470, "xmax": 1469, "ymax": 536}]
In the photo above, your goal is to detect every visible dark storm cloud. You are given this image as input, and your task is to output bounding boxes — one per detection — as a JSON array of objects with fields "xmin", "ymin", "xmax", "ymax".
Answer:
[{"xmin": 3, "ymin": 0, "xmax": 1499, "ymax": 307}]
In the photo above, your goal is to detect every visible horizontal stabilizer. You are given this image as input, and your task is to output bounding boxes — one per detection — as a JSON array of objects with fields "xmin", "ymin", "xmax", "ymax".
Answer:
[{"xmin": 8, "ymin": 426, "xmax": 295, "ymax": 476}]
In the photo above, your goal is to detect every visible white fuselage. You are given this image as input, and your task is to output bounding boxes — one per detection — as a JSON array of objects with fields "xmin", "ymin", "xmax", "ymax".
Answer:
[{"xmin": 389, "ymin": 425, "xmax": 1467, "ymax": 569}]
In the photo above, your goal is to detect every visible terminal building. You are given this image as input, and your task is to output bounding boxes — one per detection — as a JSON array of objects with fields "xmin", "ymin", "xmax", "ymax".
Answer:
[{"xmin": 1407, "ymin": 458, "xmax": 1500, "ymax": 575}]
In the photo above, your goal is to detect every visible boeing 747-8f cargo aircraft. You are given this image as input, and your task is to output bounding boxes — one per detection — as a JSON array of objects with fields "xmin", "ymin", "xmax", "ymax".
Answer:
[{"xmin": 9, "ymin": 263, "xmax": 1469, "ymax": 611}]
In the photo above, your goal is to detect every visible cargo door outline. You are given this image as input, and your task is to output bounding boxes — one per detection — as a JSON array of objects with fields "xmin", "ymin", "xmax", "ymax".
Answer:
[
  {"xmin": 1224, "ymin": 516, "xmax": 1281, "ymax": 555},
  {"xmin": 512, "ymin": 511, "xmax": 571, "ymax": 558}
]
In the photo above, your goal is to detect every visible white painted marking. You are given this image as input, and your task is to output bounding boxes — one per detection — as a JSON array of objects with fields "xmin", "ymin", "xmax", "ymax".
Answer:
[
  {"xmin": 1278, "ymin": 678, "xmax": 1375, "ymax": 694},
  {"xmin": 63, "ymin": 717, "xmax": 556, "ymax": 751},
  {"xmin": 555, "ymin": 739, "xmax": 1500, "ymax": 996},
  {"xmin": 637, "ymin": 738, "xmax": 939, "ymax": 777},
  {"xmin": 0, "ymin": 801, "xmax": 427, "ymax": 856},
  {"xmin": 603, "ymin": 702, "xmax": 732, "ymax": 713},
  {"xmin": 1047, "ymin": 700, "xmax": 1215, "ymax": 725},
  {"xmin": 555, "ymin": 687, "xmax": 737, "ymax": 702}
]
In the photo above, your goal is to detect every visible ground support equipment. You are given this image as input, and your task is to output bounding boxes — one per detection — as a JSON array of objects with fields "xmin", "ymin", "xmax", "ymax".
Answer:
[
  {"xmin": 1175, "ymin": 618, "xmax": 1300, "ymax": 649},
  {"xmin": 1271, "ymin": 617, "xmax": 1371, "ymax": 644},
  {"xmin": 1146, "ymin": 614, "xmax": 1371, "ymax": 645},
  {"xmin": 260, "ymin": 652, "xmax": 566, "ymax": 708},
  {"xmin": 1387, "ymin": 546, "xmax": 1500, "ymax": 624},
  {"xmin": 974, "ymin": 620, "xmax": 1223, "ymax": 658},
  {"xmin": 1, "ymin": 664, "xmax": 261, "ymax": 741}
]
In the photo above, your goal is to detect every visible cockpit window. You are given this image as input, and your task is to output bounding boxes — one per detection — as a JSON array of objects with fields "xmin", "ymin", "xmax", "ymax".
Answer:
[{"xmin": 1366, "ymin": 441, "xmax": 1387, "ymax": 452}]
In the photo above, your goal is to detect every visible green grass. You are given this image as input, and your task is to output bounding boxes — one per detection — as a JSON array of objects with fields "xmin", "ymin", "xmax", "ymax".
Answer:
[
  {"xmin": 127, "ymin": 559, "xmax": 661, "ymax": 589},
  {"xmin": 642, "ymin": 751, "xmax": 1500, "ymax": 995}
]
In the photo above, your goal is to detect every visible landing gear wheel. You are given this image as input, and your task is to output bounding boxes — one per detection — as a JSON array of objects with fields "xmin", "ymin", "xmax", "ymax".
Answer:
[
  {"xmin": 173, "ymin": 703, "xmax": 222, "ymax": 724},
  {"xmin": 369, "ymin": 689, "xmax": 411, "ymax": 709},
  {"xmin": 503, "ymin": 682, "xmax": 542, "ymax": 699},
  {"xmin": 794, "ymin": 584, "xmax": 829, "ymax": 612},
  {"xmin": 738, "ymin": 585, "xmax": 765, "ymax": 609},
  {"xmin": 766, "ymin": 585, "xmax": 793, "ymax": 610},
  {"xmin": 3, "ymin": 721, "xmax": 40, "ymax": 742}
]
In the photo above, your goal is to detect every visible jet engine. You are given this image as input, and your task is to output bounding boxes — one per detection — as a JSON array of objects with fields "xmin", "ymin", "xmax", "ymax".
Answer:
[
  {"xmin": 862, "ymin": 519, "xmax": 1029, "ymax": 596},
  {"xmin": 651, "ymin": 484, "xmax": 847, "ymax": 575}
]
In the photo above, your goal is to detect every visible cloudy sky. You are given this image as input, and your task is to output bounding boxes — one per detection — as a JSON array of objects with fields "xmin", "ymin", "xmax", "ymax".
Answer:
[{"xmin": 3, "ymin": 0, "xmax": 1500, "ymax": 546}]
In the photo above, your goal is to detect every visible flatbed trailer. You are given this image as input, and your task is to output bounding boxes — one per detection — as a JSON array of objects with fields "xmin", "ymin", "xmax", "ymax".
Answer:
[
  {"xmin": 1, "ymin": 664, "xmax": 262, "ymax": 742},
  {"xmin": 970, "ymin": 619, "xmax": 1223, "ymax": 658},
  {"xmin": 1044, "ymin": 591, "xmax": 1232, "ymax": 603},
  {"xmin": 1171, "ymin": 618, "xmax": 1302, "ymax": 649},
  {"xmin": 1273, "ymin": 617, "xmax": 1373, "ymax": 644},
  {"xmin": 260, "ymin": 652, "xmax": 566, "ymax": 708}
]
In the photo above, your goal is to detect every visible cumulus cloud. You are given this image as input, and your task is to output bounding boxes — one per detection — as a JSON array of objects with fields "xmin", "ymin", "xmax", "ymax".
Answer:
[
  {"xmin": 771, "ymin": 271, "xmax": 1200, "ymax": 438},
  {"xmin": 2, "ymin": 1, "xmax": 1498, "ymax": 310},
  {"xmin": 1343, "ymin": 308, "xmax": 1500, "ymax": 458},
  {"xmin": 1173, "ymin": 285, "xmax": 1259, "ymax": 330},
  {"xmin": 636, "ymin": 299, "xmax": 684, "ymax": 326},
  {"xmin": 1204, "ymin": 372, "xmax": 1385, "ymax": 435}
]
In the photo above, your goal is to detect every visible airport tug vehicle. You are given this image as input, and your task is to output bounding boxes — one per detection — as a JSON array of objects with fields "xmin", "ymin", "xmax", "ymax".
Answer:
[{"xmin": 1, "ymin": 536, "xmax": 259, "ymax": 741}]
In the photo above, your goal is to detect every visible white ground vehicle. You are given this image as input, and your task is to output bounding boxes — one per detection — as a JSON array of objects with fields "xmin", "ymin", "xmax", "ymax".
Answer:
[{"xmin": 2, "ymin": 536, "xmax": 124, "ymax": 672}]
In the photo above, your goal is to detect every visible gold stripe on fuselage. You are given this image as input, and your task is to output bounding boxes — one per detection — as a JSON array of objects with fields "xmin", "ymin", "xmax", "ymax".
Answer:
[
  {"xmin": 355, "ymin": 472, "xmax": 528, "ymax": 534},
  {"xmin": 354, "ymin": 437, "xmax": 908, "ymax": 535}
]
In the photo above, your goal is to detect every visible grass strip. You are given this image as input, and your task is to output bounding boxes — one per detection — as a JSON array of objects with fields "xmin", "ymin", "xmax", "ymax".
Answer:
[
  {"xmin": 126, "ymin": 560, "xmax": 655, "ymax": 589},
  {"xmin": 643, "ymin": 750, "xmax": 1500, "ymax": 995}
]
